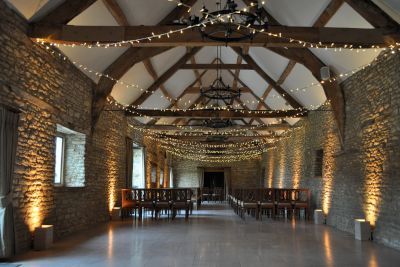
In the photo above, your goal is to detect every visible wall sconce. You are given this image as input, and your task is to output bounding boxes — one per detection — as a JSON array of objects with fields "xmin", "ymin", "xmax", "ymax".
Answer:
[{"xmin": 354, "ymin": 219, "xmax": 371, "ymax": 241}]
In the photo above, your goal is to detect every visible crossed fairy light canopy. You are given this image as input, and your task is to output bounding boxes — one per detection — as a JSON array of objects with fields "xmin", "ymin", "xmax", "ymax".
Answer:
[{"xmin": 6, "ymin": 0, "xmax": 400, "ymax": 161}]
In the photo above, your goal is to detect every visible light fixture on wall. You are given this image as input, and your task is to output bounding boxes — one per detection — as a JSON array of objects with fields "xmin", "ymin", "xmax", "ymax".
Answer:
[{"xmin": 190, "ymin": 0, "xmax": 268, "ymax": 43}]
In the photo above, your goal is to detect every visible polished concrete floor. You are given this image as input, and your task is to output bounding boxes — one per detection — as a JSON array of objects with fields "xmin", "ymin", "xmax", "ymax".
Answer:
[{"xmin": 15, "ymin": 204, "xmax": 400, "ymax": 267}]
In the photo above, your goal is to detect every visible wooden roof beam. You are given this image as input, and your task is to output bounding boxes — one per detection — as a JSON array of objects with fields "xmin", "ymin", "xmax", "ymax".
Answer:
[
  {"xmin": 126, "ymin": 109, "xmax": 306, "ymax": 118},
  {"xmin": 90, "ymin": 0, "xmax": 198, "ymax": 129},
  {"xmin": 102, "ymin": 0, "xmax": 130, "ymax": 26},
  {"xmin": 130, "ymin": 47, "xmax": 201, "ymax": 107},
  {"xmin": 181, "ymin": 64, "xmax": 252, "ymax": 70},
  {"xmin": 131, "ymin": 123, "xmax": 292, "ymax": 131},
  {"xmin": 29, "ymin": 25, "xmax": 399, "ymax": 47},
  {"xmin": 232, "ymin": 47, "xmax": 302, "ymax": 110},
  {"xmin": 31, "ymin": 0, "xmax": 96, "ymax": 24}
]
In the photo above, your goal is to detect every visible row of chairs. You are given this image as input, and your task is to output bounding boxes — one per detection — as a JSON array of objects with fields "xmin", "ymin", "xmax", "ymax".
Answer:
[
  {"xmin": 228, "ymin": 188, "xmax": 310, "ymax": 220},
  {"xmin": 121, "ymin": 188, "xmax": 200, "ymax": 220},
  {"xmin": 201, "ymin": 187, "xmax": 224, "ymax": 202}
]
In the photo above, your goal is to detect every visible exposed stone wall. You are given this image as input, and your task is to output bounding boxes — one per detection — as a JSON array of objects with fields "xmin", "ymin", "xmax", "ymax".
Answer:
[
  {"xmin": 261, "ymin": 52, "xmax": 400, "ymax": 250},
  {"xmin": 0, "ymin": 1, "xmax": 127, "ymax": 254},
  {"xmin": 64, "ymin": 133, "xmax": 86, "ymax": 187}
]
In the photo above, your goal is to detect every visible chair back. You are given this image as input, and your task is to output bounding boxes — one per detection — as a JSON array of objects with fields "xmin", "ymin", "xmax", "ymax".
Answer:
[
  {"xmin": 242, "ymin": 189, "xmax": 258, "ymax": 203},
  {"xmin": 260, "ymin": 188, "xmax": 274, "ymax": 203},
  {"xmin": 172, "ymin": 189, "xmax": 188, "ymax": 203},
  {"xmin": 276, "ymin": 189, "xmax": 292, "ymax": 203}
]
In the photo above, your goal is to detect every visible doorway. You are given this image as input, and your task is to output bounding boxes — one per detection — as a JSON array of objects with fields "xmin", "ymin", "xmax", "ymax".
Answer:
[
  {"xmin": 203, "ymin": 172, "xmax": 224, "ymax": 188},
  {"xmin": 203, "ymin": 171, "xmax": 225, "ymax": 201}
]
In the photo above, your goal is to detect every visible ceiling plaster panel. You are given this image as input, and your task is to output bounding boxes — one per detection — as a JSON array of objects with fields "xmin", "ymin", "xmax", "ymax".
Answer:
[
  {"xmin": 110, "ymin": 62, "xmax": 154, "ymax": 105},
  {"xmin": 249, "ymin": 48, "xmax": 289, "ymax": 81},
  {"xmin": 151, "ymin": 47, "xmax": 186, "ymax": 77},
  {"xmin": 117, "ymin": 0, "xmax": 175, "ymax": 25},
  {"xmin": 281, "ymin": 64, "xmax": 324, "ymax": 108},
  {"xmin": 163, "ymin": 70, "xmax": 197, "ymax": 98},
  {"xmin": 265, "ymin": 0, "xmax": 331, "ymax": 26},
  {"xmin": 68, "ymin": 0, "xmax": 118, "ymax": 26}
]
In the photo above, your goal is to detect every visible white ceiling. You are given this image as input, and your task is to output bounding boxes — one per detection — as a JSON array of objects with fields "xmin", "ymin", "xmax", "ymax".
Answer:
[{"xmin": 5, "ymin": 0, "xmax": 399, "ymax": 127}]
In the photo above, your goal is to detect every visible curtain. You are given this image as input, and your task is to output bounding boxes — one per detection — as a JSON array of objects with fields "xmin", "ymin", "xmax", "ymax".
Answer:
[
  {"xmin": 0, "ymin": 106, "xmax": 19, "ymax": 258},
  {"xmin": 197, "ymin": 167, "xmax": 204, "ymax": 188},
  {"xmin": 125, "ymin": 137, "xmax": 133, "ymax": 188},
  {"xmin": 224, "ymin": 168, "xmax": 231, "ymax": 199}
]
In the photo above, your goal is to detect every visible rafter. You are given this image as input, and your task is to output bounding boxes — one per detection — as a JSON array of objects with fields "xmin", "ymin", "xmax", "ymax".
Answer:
[
  {"xmin": 102, "ymin": 0, "xmax": 130, "ymax": 26},
  {"xmin": 249, "ymin": 60, "xmax": 296, "ymax": 124},
  {"xmin": 232, "ymin": 47, "xmax": 302, "ymax": 110},
  {"xmin": 143, "ymin": 59, "xmax": 175, "ymax": 103},
  {"xmin": 31, "ymin": 0, "xmax": 96, "ymax": 24},
  {"xmin": 181, "ymin": 64, "xmax": 252, "ymax": 70},
  {"xmin": 30, "ymin": 25, "xmax": 399, "ymax": 47},
  {"xmin": 90, "ymin": 0, "xmax": 198, "ymax": 129},
  {"xmin": 343, "ymin": 0, "xmax": 399, "ymax": 28},
  {"xmin": 190, "ymin": 56, "xmax": 203, "ymax": 87},
  {"xmin": 148, "ymin": 59, "xmax": 217, "ymax": 125},
  {"xmin": 127, "ymin": 109, "xmax": 306, "ymax": 119},
  {"xmin": 161, "ymin": 135, "xmax": 277, "ymax": 141},
  {"xmin": 130, "ymin": 48, "xmax": 201, "ymax": 107},
  {"xmin": 248, "ymin": 6, "xmax": 346, "ymax": 143},
  {"xmin": 313, "ymin": 0, "xmax": 344, "ymax": 27},
  {"xmin": 131, "ymin": 123, "xmax": 292, "ymax": 131}
]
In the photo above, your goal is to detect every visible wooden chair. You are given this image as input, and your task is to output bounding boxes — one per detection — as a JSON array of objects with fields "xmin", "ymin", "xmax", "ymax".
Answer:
[
  {"xmin": 240, "ymin": 189, "xmax": 259, "ymax": 220},
  {"xmin": 121, "ymin": 189, "xmax": 137, "ymax": 219},
  {"xmin": 259, "ymin": 188, "xmax": 275, "ymax": 220},
  {"xmin": 155, "ymin": 189, "xmax": 171, "ymax": 219},
  {"xmin": 201, "ymin": 187, "xmax": 210, "ymax": 203},
  {"xmin": 213, "ymin": 187, "xmax": 224, "ymax": 202},
  {"xmin": 171, "ymin": 189, "xmax": 189, "ymax": 220},
  {"xmin": 276, "ymin": 189, "xmax": 293, "ymax": 218},
  {"xmin": 292, "ymin": 189, "xmax": 310, "ymax": 220},
  {"xmin": 139, "ymin": 189, "xmax": 156, "ymax": 220}
]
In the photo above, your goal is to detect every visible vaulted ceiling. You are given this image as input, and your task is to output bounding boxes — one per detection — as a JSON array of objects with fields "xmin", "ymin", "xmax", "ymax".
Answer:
[{"xmin": 6, "ymin": 0, "xmax": 400, "ymax": 145}]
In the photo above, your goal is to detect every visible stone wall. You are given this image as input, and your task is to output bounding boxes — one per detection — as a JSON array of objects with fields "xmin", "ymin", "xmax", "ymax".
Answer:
[
  {"xmin": 261, "ymin": 52, "xmax": 400, "ymax": 250},
  {"xmin": 0, "ymin": 1, "xmax": 127, "ymax": 254},
  {"xmin": 172, "ymin": 158, "xmax": 261, "ymax": 189},
  {"xmin": 64, "ymin": 133, "xmax": 86, "ymax": 187}
]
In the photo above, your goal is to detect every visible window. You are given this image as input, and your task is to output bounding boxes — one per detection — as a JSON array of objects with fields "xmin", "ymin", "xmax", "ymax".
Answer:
[
  {"xmin": 169, "ymin": 168, "xmax": 174, "ymax": 188},
  {"xmin": 54, "ymin": 136, "xmax": 65, "ymax": 184},
  {"xmin": 54, "ymin": 125, "xmax": 86, "ymax": 187},
  {"xmin": 132, "ymin": 145, "xmax": 145, "ymax": 188},
  {"xmin": 314, "ymin": 149, "xmax": 324, "ymax": 177}
]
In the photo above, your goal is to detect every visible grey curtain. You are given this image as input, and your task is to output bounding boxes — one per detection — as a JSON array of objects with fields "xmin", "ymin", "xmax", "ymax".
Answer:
[
  {"xmin": 197, "ymin": 167, "xmax": 204, "ymax": 188},
  {"xmin": 125, "ymin": 137, "xmax": 133, "ymax": 188},
  {"xmin": 0, "ymin": 106, "xmax": 19, "ymax": 258},
  {"xmin": 224, "ymin": 168, "xmax": 231, "ymax": 200}
]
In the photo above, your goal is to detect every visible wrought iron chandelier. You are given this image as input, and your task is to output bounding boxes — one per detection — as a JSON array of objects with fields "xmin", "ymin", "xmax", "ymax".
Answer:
[
  {"xmin": 200, "ymin": 46, "xmax": 241, "ymax": 101},
  {"xmin": 190, "ymin": 0, "xmax": 268, "ymax": 43},
  {"xmin": 203, "ymin": 118, "xmax": 234, "ymax": 128}
]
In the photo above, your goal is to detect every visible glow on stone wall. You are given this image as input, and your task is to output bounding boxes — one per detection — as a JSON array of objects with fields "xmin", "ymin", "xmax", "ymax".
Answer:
[
  {"xmin": 145, "ymin": 158, "xmax": 152, "ymax": 188},
  {"xmin": 26, "ymin": 200, "xmax": 42, "ymax": 232},
  {"xmin": 106, "ymin": 140, "xmax": 119, "ymax": 212},
  {"xmin": 292, "ymin": 128, "xmax": 305, "ymax": 189},
  {"xmin": 361, "ymin": 120, "xmax": 388, "ymax": 227},
  {"xmin": 163, "ymin": 160, "xmax": 169, "ymax": 188},
  {"xmin": 278, "ymin": 147, "xmax": 286, "ymax": 188},
  {"xmin": 321, "ymin": 131, "xmax": 338, "ymax": 215},
  {"xmin": 267, "ymin": 152, "xmax": 274, "ymax": 188}
]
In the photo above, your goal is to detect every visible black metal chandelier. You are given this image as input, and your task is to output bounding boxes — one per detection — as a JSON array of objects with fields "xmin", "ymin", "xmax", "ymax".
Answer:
[
  {"xmin": 203, "ymin": 118, "xmax": 233, "ymax": 128},
  {"xmin": 200, "ymin": 77, "xmax": 240, "ymax": 100},
  {"xmin": 189, "ymin": 0, "xmax": 268, "ymax": 43},
  {"xmin": 200, "ymin": 45, "xmax": 241, "ymax": 101}
]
